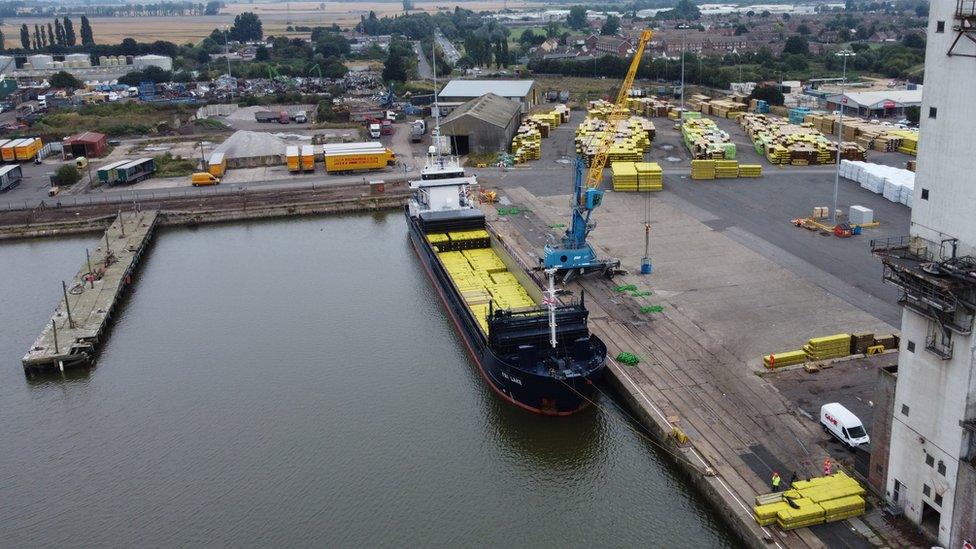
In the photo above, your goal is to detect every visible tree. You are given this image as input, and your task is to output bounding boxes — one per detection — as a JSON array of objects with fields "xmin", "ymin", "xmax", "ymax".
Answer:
[
  {"xmin": 402, "ymin": 0, "xmax": 414, "ymax": 11},
  {"xmin": 63, "ymin": 17, "xmax": 76, "ymax": 46},
  {"xmin": 80, "ymin": 15, "xmax": 94, "ymax": 45},
  {"xmin": 254, "ymin": 45, "xmax": 269, "ymax": 61},
  {"xmin": 0, "ymin": 30, "xmax": 4, "ymax": 52},
  {"xmin": 546, "ymin": 21, "xmax": 561, "ymax": 39},
  {"xmin": 915, "ymin": 3, "xmax": 929, "ymax": 17},
  {"xmin": 47, "ymin": 23, "xmax": 55, "ymax": 48},
  {"xmin": 905, "ymin": 105, "xmax": 920, "ymax": 125},
  {"xmin": 783, "ymin": 35, "xmax": 809, "ymax": 55},
  {"xmin": 35, "ymin": 25, "xmax": 44, "ymax": 49},
  {"xmin": 567, "ymin": 6, "xmax": 588, "ymax": 30},
  {"xmin": 54, "ymin": 165, "xmax": 81, "ymax": 187},
  {"xmin": 20, "ymin": 24, "xmax": 29, "ymax": 50},
  {"xmin": 902, "ymin": 32, "xmax": 925, "ymax": 49},
  {"xmin": 749, "ymin": 85, "xmax": 785, "ymax": 106},
  {"xmin": 796, "ymin": 24, "xmax": 811, "ymax": 35},
  {"xmin": 229, "ymin": 12, "xmax": 263, "ymax": 42},
  {"xmin": 55, "ymin": 18, "xmax": 64, "ymax": 45},
  {"xmin": 196, "ymin": 48, "xmax": 211, "ymax": 63},
  {"xmin": 50, "ymin": 70, "xmax": 83, "ymax": 89},
  {"xmin": 658, "ymin": 0, "xmax": 701, "ymax": 20},
  {"xmin": 760, "ymin": 10, "xmax": 771, "ymax": 17},
  {"xmin": 600, "ymin": 15, "xmax": 620, "ymax": 36},
  {"xmin": 734, "ymin": 24, "xmax": 748, "ymax": 35},
  {"xmin": 205, "ymin": 1, "xmax": 222, "ymax": 15}
]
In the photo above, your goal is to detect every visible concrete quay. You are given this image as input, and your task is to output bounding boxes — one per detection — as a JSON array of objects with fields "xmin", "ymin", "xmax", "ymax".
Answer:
[{"xmin": 489, "ymin": 185, "xmax": 908, "ymax": 548}]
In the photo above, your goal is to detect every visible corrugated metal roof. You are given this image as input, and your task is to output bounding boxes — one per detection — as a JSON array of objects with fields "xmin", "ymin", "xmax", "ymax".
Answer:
[
  {"xmin": 832, "ymin": 88, "xmax": 923, "ymax": 108},
  {"xmin": 66, "ymin": 131, "xmax": 106, "ymax": 144},
  {"xmin": 441, "ymin": 93, "xmax": 520, "ymax": 129},
  {"xmin": 439, "ymin": 79, "xmax": 535, "ymax": 99}
]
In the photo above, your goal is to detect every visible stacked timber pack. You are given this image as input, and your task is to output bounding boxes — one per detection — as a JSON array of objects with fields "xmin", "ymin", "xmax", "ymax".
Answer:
[
  {"xmin": 739, "ymin": 113, "xmax": 866, "ymax": 165},
  {"xmin": 804, "ymin": 334, "xmax": 852, "ymax": 361},
  {"xmin": 611, "ymin": 162, "xmax": 663, "ymax": 191},
  {"xmin": 626, "ymin": 96, "xmax": 673, "ymax": 118},
  {"xmin": 699, "ymin": 98, "xmax": 747, "ymax": 119},
  {"xmin": 682, "ymin": 118, "xmax": 736, "ymax": 160},
  {"xmin": 753, "ymin": 471, "xmax": 867, "ymax": 530},
  {"xmin": 575, "ymin": 114, "xmax": 655, "ymax": 167},
  {"xmin": 690, "ymin": 159, "xmax": 760, "ymax": 180},
  {"xmin": 509, "ymin": 105, "xmax": 570, "ymax": 164}
]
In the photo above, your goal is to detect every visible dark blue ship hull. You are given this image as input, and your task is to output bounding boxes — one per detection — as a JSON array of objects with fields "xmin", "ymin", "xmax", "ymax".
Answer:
[{"xmin": 407, "ymin": 211, "xmax": 606, "ymax": 415}]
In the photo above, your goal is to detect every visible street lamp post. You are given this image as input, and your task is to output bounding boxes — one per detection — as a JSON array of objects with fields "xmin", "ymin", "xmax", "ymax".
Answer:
[
  {"xmin": 831, "ymin": 50, "xmax": 855, "ymax": 226},
  {"xmin": 678, "ymin": 24, "xmax": 688, "ymax": 116}
]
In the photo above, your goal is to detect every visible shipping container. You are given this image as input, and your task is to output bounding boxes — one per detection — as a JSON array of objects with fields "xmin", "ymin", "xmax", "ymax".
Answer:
[
  {"xmin": 0, "ymin": 164, "xmax": 22, "ymax": 191},
  {"xmin": 96, "ymin": 160, "xmax": 132, "ymax": 184},
  {"xmin": 286, "ymin": 145, "xmax": 301, "ymax": 172},
  {"xmin": 207, "ymin": 152, "xmax": 226, "ymax": 177},
  {"xmin": 300, "ymin": 145, "xmax": 315, "ymax": 172},
  {"xmin": 2, "ymin": 139, "xmax": 27, "ymax": 162},
  {"xmin": 114, "ymin": 157, "xmax": 156, "ymax": 184}
]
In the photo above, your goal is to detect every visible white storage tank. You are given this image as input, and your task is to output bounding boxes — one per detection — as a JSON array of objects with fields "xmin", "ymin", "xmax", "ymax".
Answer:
[
  {"xmin": 98, "ymin": 55, "xmax": 109, "ymax": 66},
  {"xmin": 28, "ymin": 54, "xmax": 53, "ymax": 70},
  {"xmin": 132, "ymin": 54, "xmax": 172, "ymax": 71},
  {"xmin": 52, "ymin": 61, "xmax": 64, "ymax": 69},
  {"xmin": 65, "ymin": 53, "xmax": 91, "ymax": 67}
]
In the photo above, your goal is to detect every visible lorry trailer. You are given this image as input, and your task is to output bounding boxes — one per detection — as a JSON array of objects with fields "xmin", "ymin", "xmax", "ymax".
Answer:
[
  {"xmin": 0, "ymin": 164, "xmax": 23, "ymax": 191},
  {"xmin": 286, "ymin": 145, "xmax": 301, "ymax": 173},
  {"xmin": 255, "ymin": 111, "xmax": 278, "ymax": 123},
  {"xmin": 208, "ymin": 152, "xmax": 226, "ymax": 178},
  {"xmin": 300, "ymin": 145, "xmax": 315, "ymax": 172},
  {"xmin": 322, "ymin": 143, "xmax": 396, "ymax": 174},
  {"xmin": 96, "ymin": 160, "xmax": 132, "ymax": 185}
]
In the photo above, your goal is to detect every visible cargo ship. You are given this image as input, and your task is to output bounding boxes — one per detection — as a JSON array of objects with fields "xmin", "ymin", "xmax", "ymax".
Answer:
[{"xmin": 406, "ymin": 156, "xmax": 607, "ymax": 415}]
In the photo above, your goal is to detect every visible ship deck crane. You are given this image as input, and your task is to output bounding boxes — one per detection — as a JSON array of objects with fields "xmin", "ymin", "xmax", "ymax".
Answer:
[{"xmin": 542, "ymin": 29, "xmax": 653, "ymax": 282}]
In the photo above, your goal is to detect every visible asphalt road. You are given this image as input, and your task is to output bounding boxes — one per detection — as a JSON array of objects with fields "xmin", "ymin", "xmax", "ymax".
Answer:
[{"xmin": 414, "ymin": 42, "xmax": 434, "ymax": 80}]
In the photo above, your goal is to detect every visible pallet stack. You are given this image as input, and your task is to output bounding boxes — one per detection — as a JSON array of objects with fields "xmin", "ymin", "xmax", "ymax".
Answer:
[
  {"xmin": 763, "ymin": 350, "xmax": 807, "ymax": 369},
  {"xmin": 715, "ymin": 160, "xmax": 739, "ymax": 178},
  {"xmin": 803, "ymin": 333, "xmax": 852, "ymax": 361},
  {"xmin": 754, "ymin": 471, "xmax": 867, "ymax": 530},
  {"xmin": 575, "ymin": 114, "xmax": 655, "ymax": 166},
  {"xmin": 611, "ymin": 162, "xmax": 639, "ymax": 191},
  {"xmin": 682, "ymin": 118, "xmax": 735, "ymax": 160},
  {"xmin": 739, "ymin": 113, "xmax": 867, "ymax": 165},
  {"xmin": 738, "ymin": 164, "xmax": 763, "ymax": 177},
  {"xmin": 691, "ymin": 159, "xmax": 716, "ymax": 180},
  {"xmin": 511, "ymin": 126, "xmax": 542, "ymax": 163},
  {"xmin": 850, "ymin": 332, "xmax": 875, "ymax": 354},
  {"xmin": 635, "ymin": 162, "xmax": 663, "ymax": 190}
]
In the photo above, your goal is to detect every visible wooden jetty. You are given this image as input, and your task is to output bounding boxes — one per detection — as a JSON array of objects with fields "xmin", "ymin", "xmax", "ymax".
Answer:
[{"xmin": 22, "ymin": 210, "xmax": 159, "ymax": 374}]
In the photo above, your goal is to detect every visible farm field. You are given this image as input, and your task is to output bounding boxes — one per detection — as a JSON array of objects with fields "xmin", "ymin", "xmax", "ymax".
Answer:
[{"xmin": 2, "ymin": 1, "xmax": 544, "ymax": 45}]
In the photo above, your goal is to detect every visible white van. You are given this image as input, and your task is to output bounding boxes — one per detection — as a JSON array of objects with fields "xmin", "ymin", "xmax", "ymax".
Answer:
[{"xmin": 820, "ymin": 403, "xmax": 870, "ymax": 448}]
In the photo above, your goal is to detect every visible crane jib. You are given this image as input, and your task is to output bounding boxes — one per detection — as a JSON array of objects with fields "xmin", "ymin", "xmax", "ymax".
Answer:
[{"xmin": 583, "ymin": 28, "xmax": 654, "ymax": 192}]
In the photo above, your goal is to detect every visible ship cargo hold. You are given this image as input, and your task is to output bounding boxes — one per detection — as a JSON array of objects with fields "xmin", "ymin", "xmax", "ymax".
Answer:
[{"xmin": 406, "ymin": 169, "xmax": 606, "ymax": 415}]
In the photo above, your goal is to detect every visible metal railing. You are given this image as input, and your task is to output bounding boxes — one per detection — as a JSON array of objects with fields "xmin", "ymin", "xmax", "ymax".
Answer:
[
  {"xmin": 925, "ymin": 334, "xmax": 954, "ymax": 360},
  {"xmin": 957, "ymin": 0, "xmax": 976, "ymax": 19}
]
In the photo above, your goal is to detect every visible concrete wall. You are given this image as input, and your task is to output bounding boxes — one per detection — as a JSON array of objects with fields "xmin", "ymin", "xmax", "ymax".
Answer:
[
  {"xmin": 884, "ymin": 1, "xmax": 976, "ymax": 546},
  {"xmin": 950, "ymin": 461, "xmax": 976, "ymax": 548},
  {"xmin": 911, "ymin": 0, "xmax": 976, "ymax": 253},
  {"xmin": 868, "ymin": 365, "xmax": 897, "ymax": 495}
]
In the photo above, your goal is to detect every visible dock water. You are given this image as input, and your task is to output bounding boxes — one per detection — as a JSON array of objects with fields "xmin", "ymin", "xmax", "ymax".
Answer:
[{"xmin": 22, "ymin": 210, "xmax": 159, "ymax": 374}]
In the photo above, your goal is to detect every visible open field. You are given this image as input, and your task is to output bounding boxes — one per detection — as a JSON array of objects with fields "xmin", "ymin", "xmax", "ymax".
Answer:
[{"xmin": 2, "ymin": 1, "xmax": 544, "ymax": 45}]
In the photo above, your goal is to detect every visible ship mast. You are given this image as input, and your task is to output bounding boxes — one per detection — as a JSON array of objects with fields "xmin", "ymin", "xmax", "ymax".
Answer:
[{"xmin": 545, "ymin": 268, "xmax": 558, "ymax": 349}]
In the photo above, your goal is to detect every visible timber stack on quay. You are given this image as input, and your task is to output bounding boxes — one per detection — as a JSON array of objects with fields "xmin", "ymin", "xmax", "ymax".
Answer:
[{"xmin": 22, "ymin": 210, "xmax": 159, "ymax": 375}]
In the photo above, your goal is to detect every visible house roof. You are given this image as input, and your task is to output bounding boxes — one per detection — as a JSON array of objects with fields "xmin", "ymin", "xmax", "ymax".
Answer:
[
  {"xmin": 439, "ymin": 79, "xmax": 535, "ymax": 99},
  {"xmin": 441, "ymin": 92, "xmax": 520, "ymax": 129}
]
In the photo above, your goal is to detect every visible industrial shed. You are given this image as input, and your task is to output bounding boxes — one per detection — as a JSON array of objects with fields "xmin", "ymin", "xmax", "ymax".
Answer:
[
  {"xmin": 438, "ymin": 79, "xmax": 538, "ymax": 113},
  {"xmin": 65, "ymin": 131, "xmax": 108, "ymax": 158},
  {"xmin": 439, "ymin": 93, "xmax": 521, "ymax": 156}
]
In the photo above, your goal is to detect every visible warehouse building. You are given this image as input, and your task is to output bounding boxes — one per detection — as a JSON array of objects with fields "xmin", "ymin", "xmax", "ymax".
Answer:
[
  {"xmin": 438, "ymin": 79, "xmax": 538, "ymax": 113},
  {"xmin": 438, "ymin": 93, "xmax": 521, "ymax": 156},
  {"xmin": 824, "ymin": 88, "xmax": 923, "ymax": 119}
]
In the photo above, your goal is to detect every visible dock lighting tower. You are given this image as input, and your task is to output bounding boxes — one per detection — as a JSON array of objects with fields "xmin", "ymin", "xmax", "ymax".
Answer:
[{"xmin": 831, "ymin": 49, "xmax": 855, "ymax": 225}]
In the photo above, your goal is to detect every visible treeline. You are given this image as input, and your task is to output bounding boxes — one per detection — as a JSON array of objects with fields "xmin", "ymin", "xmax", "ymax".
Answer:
[
  {"xmin": 0, "ymin": 1, "xmax": 223, "ymax": 18},
  {"xmin": 11, "ymin": 16, "xmax": 95, "ymax": 51},
  {"xmin": 359, "ymin": 8, "xmax": 515, "ymax": 71}
]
